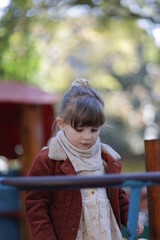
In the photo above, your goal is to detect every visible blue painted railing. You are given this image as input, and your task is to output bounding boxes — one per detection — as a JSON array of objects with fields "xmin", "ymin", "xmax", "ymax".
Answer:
[{"xmin": 1, "ymin": 171, "xmax": 160, "ymax": 240}]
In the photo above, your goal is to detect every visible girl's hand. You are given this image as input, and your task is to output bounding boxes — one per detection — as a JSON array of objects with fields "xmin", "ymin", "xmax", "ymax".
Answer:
[{"xmin": 137, "ymin": 222, "xmax": 144, "ymax": 236}]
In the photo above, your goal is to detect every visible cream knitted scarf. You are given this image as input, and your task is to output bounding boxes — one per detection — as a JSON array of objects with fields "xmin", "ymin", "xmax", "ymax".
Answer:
[
  {"xmin": 49, "ymin": 130, "xmax": 103, "ymax": 172},
  {"xmin": 48, "ymin": 130, "xmax": 121, "ymax": 172}
]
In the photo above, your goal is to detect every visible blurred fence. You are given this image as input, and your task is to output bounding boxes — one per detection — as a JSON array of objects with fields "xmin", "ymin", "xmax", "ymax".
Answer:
[{"xmin": 0, "ymin": 172, "xmax": 160, "ymax": 240}]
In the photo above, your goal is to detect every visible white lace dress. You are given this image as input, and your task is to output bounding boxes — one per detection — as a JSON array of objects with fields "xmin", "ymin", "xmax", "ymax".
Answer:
[{"xmin": 76, "ymin": 168, "xmax": 123, "ymax": 240}]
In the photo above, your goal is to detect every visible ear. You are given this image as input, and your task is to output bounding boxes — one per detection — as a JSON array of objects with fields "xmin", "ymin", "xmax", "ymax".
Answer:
[{"xmin": 56, "ymin": 117, "xmax": 65, "ymax": 130}]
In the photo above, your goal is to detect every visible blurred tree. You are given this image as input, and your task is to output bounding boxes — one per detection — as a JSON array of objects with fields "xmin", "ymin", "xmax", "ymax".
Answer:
[
  {"xmin": 0, "ymin": 0, "xmax": 160, "ymax": 158},
  {"xmin": 0, "ymin": 0, "xmax": 39, "ymax": 82}
]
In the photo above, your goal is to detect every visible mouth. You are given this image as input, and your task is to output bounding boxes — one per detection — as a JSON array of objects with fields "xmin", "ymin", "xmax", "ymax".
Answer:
[{"xmin": 81, "ymin": 143, "xmax": 91, "ymax": 147}]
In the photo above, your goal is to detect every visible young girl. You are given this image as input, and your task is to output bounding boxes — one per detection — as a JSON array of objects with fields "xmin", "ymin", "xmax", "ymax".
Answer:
[{"xmin": 25, "ymin": 79, "xmax": 143, "ymax": 240}]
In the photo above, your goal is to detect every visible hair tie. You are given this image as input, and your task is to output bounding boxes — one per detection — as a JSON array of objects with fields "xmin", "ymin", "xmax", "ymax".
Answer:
[{"xmin": 71, "ymin": 78, "xmax": 91, "ymax": 88}]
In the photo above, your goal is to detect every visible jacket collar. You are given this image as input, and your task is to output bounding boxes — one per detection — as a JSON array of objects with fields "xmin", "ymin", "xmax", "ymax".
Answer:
[
  {"xmin": 59, "ymin": 152, "xmax": 122, "ymax": 175},
  {"xmin": 48, "ymin": 136, "xmax": 121, "ymax": 162}
]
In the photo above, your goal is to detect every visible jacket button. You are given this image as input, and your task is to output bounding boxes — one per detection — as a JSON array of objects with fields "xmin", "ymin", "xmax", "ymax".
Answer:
[
  {"xmin": 114, "ymin": 161, "xmax": 118, "ymax": 166},
  {"xmin": 72, "ymin": 227, "xmax": 76, "ymax": 232}
]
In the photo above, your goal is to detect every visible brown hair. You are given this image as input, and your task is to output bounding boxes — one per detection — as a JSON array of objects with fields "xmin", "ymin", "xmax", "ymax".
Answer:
[{"xmin": 58, "ymin": 78, "xmax": 105, "ymax": 129}]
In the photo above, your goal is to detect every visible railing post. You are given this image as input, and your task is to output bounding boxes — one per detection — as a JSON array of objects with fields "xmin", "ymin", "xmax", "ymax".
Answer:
[
  {"xmin": 127, "ymin": 184, "xmax": 142, "ymax": 240},
  {"xmin": 144, "ymin": 139, "xmax": 160, "ymax": 240}
]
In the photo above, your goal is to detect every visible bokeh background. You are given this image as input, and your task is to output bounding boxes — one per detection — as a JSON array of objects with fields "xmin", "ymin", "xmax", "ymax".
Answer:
[
  {"xmin": 1, "ymin": 1, "xmax": 160, "ymax": 173},
  {"xmin": 1, "ymin": 1, "xmax": 160, "ymax": 239}
]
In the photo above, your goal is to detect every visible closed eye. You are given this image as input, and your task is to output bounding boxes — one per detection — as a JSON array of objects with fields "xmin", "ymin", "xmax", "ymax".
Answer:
[
  {"xmin": 91, "ymin": 129, "xmax": 98, "ymax": 132},
  {"xmin": 75, "ymin": 128, "xmax": 84, "ymax": 132}
]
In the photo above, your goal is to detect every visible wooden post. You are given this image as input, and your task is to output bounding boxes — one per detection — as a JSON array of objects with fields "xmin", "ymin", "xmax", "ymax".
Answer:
[
  {"xmin": 21, "ymin": 104, "xmax": 44, "ymax": 176},
  {"xmin": 21, "ymin": 104, "xmax": 44, "ymax": 240},
  {"xmin": 144, "ymin": 139, "xmax": 160, "ymax": 240}
]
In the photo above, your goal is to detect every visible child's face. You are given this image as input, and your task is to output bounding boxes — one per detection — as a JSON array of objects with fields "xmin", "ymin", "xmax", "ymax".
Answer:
[{"xmin": 63, "ymin": 124, "xmax": 100, "ymax": 150}]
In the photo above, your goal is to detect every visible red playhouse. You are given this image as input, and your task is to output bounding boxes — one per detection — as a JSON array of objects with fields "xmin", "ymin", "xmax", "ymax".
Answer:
[{"xmin": 0, "ymin": 80, "xmax": 59, "ymax": 240}]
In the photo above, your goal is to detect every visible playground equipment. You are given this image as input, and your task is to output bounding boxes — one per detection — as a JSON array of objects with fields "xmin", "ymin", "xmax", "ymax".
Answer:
[{"xmin": 0, "ymin": 139, "xmax": 160, "ymax": 240}]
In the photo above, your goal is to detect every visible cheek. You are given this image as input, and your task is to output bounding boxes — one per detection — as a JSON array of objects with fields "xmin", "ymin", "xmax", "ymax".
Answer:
[
  {"xmin": 72, "ymin": 134, "xmax": 81, "ymax": 142},
  {"xmin": 96, "ymin": 130, "xmax": 100, "ymax": 138},
  {"xmin": 93, "ymin": 132, "xmax": 99, "ymax": 142},
  {"xmin": 67, "ymin": 132, "xmax": 80, "ymax": 144}
]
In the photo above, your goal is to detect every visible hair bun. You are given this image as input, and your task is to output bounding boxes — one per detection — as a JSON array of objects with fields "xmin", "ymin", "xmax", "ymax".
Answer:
[{"xmin": 71, "ymin": 78, "xmax": 91, "ymax": 88}]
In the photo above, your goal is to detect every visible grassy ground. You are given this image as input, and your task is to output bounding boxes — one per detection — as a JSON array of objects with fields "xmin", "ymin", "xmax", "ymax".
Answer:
[{"xmin": 121, "ymin": 157, "xmax": 146, "ymax": 173}]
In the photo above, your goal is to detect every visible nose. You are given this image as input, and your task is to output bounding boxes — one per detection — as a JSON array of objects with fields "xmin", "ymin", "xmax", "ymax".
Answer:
[{"xmin": 83, "ymin": 130, "xmax": 92, "ymax": 141}]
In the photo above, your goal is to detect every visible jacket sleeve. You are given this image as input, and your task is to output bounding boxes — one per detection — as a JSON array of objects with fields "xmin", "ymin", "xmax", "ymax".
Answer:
[
  {"xmin": 118, "ymin": 188, "xmax": 129, "ymax": 227},
  {"xmin": 25, "ymin": 149, "xmax": 57, "ymax": 240}
]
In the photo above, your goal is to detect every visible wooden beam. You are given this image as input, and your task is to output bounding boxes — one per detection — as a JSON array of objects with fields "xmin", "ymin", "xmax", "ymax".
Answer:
[
  {"xmin": 144, "ymin": 139, "xmax": 160, "ymax": 240},
  {"xmin": 21, "ymin": 105, "xmax": 44, "ymax": 240},
  {"xmin": 21, "ymin": 105, "xmax": 44, "ymax": 176}
]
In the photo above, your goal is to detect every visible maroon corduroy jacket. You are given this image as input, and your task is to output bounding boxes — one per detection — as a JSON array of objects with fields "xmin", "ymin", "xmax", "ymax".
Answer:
[{"xmin": 25, "ymin": 148, "xmax": 129, "ymax": 240}]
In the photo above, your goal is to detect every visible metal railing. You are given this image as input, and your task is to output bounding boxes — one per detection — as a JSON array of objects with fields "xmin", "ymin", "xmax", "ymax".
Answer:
[{"xmin": 1, "ymin": 171, "xmax": 160, "ymax": 240}]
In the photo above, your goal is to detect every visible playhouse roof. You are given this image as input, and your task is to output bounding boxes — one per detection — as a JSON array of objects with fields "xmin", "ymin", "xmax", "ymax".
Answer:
[{"xmin": 0, "ymin": 81, "xmax": 59, "ymax": 105}]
